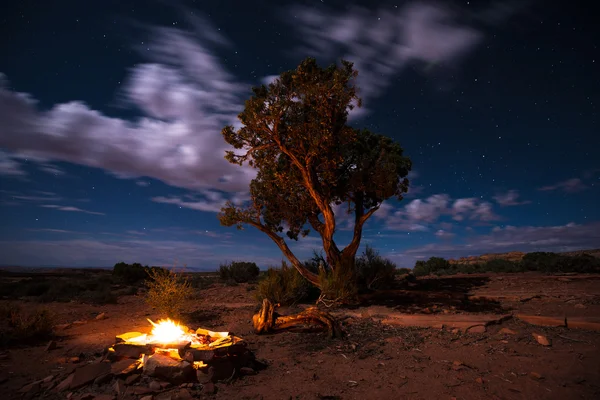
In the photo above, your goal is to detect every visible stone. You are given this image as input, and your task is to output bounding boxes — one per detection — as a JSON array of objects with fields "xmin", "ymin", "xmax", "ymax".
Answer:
[
  {"xmin": 532, "ymin": 333, "xmax": 551, "ymax": 346},
  {"xmin": 19, "ymin": 380, "xmax": 42, "ymax": 394},
  {"xmin": 239, "ymin": 367, "xmax": 257, "ymax": 376},
  {"xmin": 475, "ymin": 377, "xmax": 484, "ymax": 384},
  {"xmin": 566, "ymin": 317, "xmax": 600, "ymax": 331},
  {"xmin": 45, "ymin": 340, "xmax": 57, "ymax": 351},
  {"xmin": 70, "ymin": 362, "xmax": 112, "ymax": 389},
  {"xmin": 140, "ymin": 396, "xmax": 154, "ymax": 400},
  {"xmin": 516, "ymin": 314, "xmax": 566, "ymax": 327},
  {"xmin": 115, "ymin": 332, "xmax": 145, "ymax": 344},
  {"xmin": 202, "ymin": 382, "xmax": 216, "ymax": 395},
  {"xmin": 529, "ymin": 372, "xmax": 544, "ymax": 380},
  {"xmin": 176, "ymin": 388, "xmax": 194, "ymax": 399},
  {"xmin": 55, "ymin": 374, "xmax": 74, "ymax": 392},
  {"xmin": 73, "ymin": 320, "xmax": 87, "ymax": 326},
  {"xmin": 133, "ymin": 387, "xmax": 154, "ymax": 395},
  {"xmin": 111, "ymin": 358, "xmax": 140, "ymax": 375},
  {"xmin": 92, "ymin": 395, "xmax": 116, "ymax": 400},
  {"xmin": 95, "ymin": 312, "xmax": 108, "ymax": 320},
  {"xmin": 574, "ymin": 304, "xmax": 586, "ymax": 309},
  {"xmin": 110, "ymin": 343, "xmax": 153, "ymax": 359},
  {"xmin": 125, "ymin": 374, "xmax": 141, "ymax": 385},
  {"xmin": 93, "ymin": 373, "xmax": 113, "ymax": 385},
  {"xmin": 467, "ymin": 325, "xmax": 486, "ymax": 334},
  {"xmin": 55, "ymin": 323, "xmax": 72, "ymax": 330},
  {"xmin": 143, "ymin": 353, "xmax": 195, "ymax": 385},
  {"xmin": 149, "ymin": 380, "xmax": 162, "ymax": 391},
  {"xmin": 498, "ymin": 328, "xmax": 517, "ymax": 335},
  {"xmin": 113, "ymin": 380, "xmax": 126, "ymax": 395}
]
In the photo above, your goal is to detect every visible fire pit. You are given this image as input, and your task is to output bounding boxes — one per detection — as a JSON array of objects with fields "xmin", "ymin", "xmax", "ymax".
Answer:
[{"xmin": 107, "ymin": 318, "xmax": 260, "ymax": 384}]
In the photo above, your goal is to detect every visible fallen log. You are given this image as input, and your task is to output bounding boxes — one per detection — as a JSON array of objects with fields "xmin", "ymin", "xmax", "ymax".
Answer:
[{"xmin": 252, "ymin": 299, "xmax": 343, "ymax": 338}]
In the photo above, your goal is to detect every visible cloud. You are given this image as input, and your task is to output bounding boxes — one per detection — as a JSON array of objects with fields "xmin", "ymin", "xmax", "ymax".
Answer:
[
  {"xmin": 0, "ymin": 150, "xmax": 27, "ymax": 177},
  {"xmin": 287, "ymin": 2, "xmax": 498, "ymax": 117},
  {"xmin": 40, "ymin": 204, "xmax": 104, "ymax": 215},
  {"xmin": 375, "ymin": 193, "xmax": 499, "ymax": 231},
  {"xmin": 0, "ymin": 17, "xmax": 255, "ymax": 193},
  {"xmin": 538, "ymin": 178, "xmax": 587, "ymax": 193},
  {"xmin": 434, "ymin": 229, "xmax": 455, "ymax": 238},
  {"xmin": 152, "ymin": 190, "xmax": 250, "ymax": 213},
  {"xmin": 38, "ymin": 163, "xmax": 65, "ymax": 176},
  {"xmin": 1, "ymin": 190, "xmax": 62, "ymax": 203},
  {"xmin": 493, "ymin": 189, "xmax": 531, "ymax": 206},
  {"xmin": 135, "ymin": 180, "xmax": 150, "ymax": 187}
]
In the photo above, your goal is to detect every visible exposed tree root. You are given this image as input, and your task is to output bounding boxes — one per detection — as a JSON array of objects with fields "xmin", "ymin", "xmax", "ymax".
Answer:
[{"xmin": 252, "ymin": 299, "xmax": 344, "ymax": 338}]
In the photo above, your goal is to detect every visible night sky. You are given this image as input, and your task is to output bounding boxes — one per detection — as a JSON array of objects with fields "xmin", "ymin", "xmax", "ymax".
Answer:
[{"xmin": 0, "ymin": 0, "xmax": 598, "ymax": 269}]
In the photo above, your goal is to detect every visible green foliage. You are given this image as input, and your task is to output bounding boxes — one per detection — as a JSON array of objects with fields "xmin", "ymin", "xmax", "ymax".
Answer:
[
  {"xmin": 0, "ymin": 303, "xmax": 54, "ymax": 346},
  {"xmin": 413, "ymin": 257, "xmax": 451, "ymax": 277},
  {"xmin": 145, "ymin": 267, "xmax": 194, "ymax": 318},
  {"xmin": 355, "ymin": 245, "xmax": 397, "ymax": 290},
  {"xmin": 255, "ymin": 261, "xmax": 318, "ymax": 305},
  {"xmin": 218, "ymin": 261, "xmax": 260, "ymax": 283},
  {"xmin": 112, "ymin": 262, "xmax": 149, "ymax": 284},
  {"xmin": 521, "ymin": 252, "xmax": 600, "ymax": 273},
  {"xmin": 318, "ymin": 259, "xmax": 358, "ymax": 305},
  {"xmin": 218, "ymin": 57, "xmax": 412, "ymax": 291},
  {"xmin": 412, "ymin": 252, "xmax": 600, "ymax": 276}
]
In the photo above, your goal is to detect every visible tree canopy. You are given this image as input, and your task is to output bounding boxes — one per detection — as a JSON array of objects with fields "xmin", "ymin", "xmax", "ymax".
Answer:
[{"xmin": 219, "ymin": 57, "xmax": 412, "ymax": 288}]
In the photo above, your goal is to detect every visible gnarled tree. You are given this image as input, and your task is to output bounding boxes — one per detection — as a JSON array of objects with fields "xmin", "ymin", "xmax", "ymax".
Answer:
[{"xmin": 219, "ymin": 58, "xmax": 411, "ymax": 289}]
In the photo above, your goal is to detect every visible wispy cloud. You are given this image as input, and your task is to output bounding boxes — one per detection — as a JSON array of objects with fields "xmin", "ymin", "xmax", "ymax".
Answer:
[
  {"xmin": 286, "ymin": 2, "xmax": 520, "ymax": 117},
  {"xmin": 538, "ymin": 178, "xmax": 587, "ymax": 193},
  {"xmin": 493, "ymin": 189, "xmax": 531, "ymax": 206},
  {"xmin": 40, "ymin": 204, "xmax": 104, "ymax": 215},
  {"xmin": 0, "ymin": 150, "xmax": 27, "ymax": 177},
  {"xmin": 152, "ymin": 190, "xmax": 250, "ymax": 213},
  {"xmin": 0, "ymin": 14, "xmax": 255, "ymax": 193},
  {"xmin": 135, "ymin": 180, "xmax": 150, "ymax": 187},
  {"xmin": 375, "ymin": 193, "xmax": 499, "ymax": 231}
]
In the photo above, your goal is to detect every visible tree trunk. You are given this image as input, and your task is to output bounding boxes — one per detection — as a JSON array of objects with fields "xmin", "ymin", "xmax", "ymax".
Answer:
[{"xmin": 252, "ymin": 299, "xmax": 343, "ymax": 339}]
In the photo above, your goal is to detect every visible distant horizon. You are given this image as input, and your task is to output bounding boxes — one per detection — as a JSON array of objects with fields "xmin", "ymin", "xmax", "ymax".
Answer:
[{"xmin": 2, "ymin": 245, "xmax": 598, "ymax": 272}]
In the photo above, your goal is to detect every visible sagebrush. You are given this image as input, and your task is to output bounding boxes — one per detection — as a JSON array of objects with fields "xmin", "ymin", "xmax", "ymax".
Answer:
[{"xmin": 145, "ymin": 267, "xmax": 193, "ymax": 318}]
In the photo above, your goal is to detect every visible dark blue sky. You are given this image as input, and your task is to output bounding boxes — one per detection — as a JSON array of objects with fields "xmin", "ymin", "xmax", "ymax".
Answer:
[{"xmin": 0, "ymin": 0, "xmax": 598, "ymax": 269}]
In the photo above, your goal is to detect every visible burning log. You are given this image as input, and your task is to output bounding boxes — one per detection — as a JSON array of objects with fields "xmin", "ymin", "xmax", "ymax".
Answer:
[{"xmin": 252, "ymin": 299, "xmax": 344, "ymax": 338}]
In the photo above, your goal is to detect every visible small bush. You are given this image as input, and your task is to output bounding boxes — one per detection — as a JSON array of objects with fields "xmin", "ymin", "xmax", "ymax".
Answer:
[
  {"xmin": 145, "ymin": 267, "xmax": 194, "ymax": 318},
  {"xmin": 318, "ymin": 259, "xmax": 358, "ymax": 305},
  {"xmin": 112, "ymin": 262, "xmax": 150, "ymax": 284},
  {"xmin": 413, "ymin": 257, "xmax": 451, "ymax": 276},
  {"xmin": 255, "ymin": 261, "xmax": 318, "ymax": 305},
  {"xmin": 355, "ymin": 245, "xmax": 396, "ymax": 290},
  {"xmin": 1, "ymin": 304, "xmax": 55, "ymax": 346},
  {"xmin": 218, "ymin": 261, "xmax": 260, "ymax": 283}
]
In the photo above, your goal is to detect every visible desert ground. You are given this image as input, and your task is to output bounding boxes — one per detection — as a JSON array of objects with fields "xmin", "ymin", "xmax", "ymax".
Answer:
[{"xmin": 1, "ymin": 270, "xmax": 600, "ymax": 400}]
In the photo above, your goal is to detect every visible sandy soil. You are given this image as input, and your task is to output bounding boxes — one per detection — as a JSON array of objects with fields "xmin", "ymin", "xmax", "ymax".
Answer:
[{"xmin": 2, "ymin": 273, "xmax": 600, "ymax": 400}]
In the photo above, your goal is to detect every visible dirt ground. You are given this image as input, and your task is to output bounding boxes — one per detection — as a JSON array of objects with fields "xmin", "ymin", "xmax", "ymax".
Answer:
[{"xmin": 2, "ymin": 272, "xmax": 600, "ymax": 400}]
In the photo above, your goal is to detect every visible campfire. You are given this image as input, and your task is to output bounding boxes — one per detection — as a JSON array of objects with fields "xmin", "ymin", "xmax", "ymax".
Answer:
[{"xmin": 107, "ymin": 318, "xmax": 260, "ymax": 384}]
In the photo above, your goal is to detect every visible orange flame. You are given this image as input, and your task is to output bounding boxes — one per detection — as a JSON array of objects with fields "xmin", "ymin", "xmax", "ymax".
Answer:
[{"xmin": 146, "ymin": 318, "xmax": 188, "ymax": 345}]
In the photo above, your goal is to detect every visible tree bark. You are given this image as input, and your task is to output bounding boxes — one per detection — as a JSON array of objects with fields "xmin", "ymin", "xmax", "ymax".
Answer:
[{"xmin": 252, "ymin": 299, "xmax": 343, "ymax": 339}]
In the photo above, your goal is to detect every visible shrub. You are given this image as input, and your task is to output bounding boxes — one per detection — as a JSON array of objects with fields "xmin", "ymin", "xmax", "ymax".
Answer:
[
  {"xmin": 355, "ymin": 245, "xmax": 397, "ymax": 290},
  {"xmin": 112, "ymin": 262, "xmax": 151, "ymax": 284},
  {"xmin": 318, "ymin": 259, "xmax": 358, "ymax": 305},
  {"xmin": 255, "ymin": 261, "xmax": 318, "ymax": 305},
  {"xmin": 413, "ymin": 257, "xmax": 451, "ymax": 276},
  {"xmin": 0, "ymin": 304, "xmax": 54, "ymax": 346},
  {"xmin": 86, "ymin": 287, "xmax": 119, "ymax": 305},
  {"xmin": 145, "ymin": 267, "xmax": 193, "ymax": 318},
  {"xmin": 218, "ymin": 261, "xmax": 260, "ymax": 283}
]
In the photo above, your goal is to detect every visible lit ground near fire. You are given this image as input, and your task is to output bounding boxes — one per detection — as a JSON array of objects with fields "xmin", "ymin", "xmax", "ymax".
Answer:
[{"xmin": 2, "ymin": 272, "xmax": 600, "ymax": 400}]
